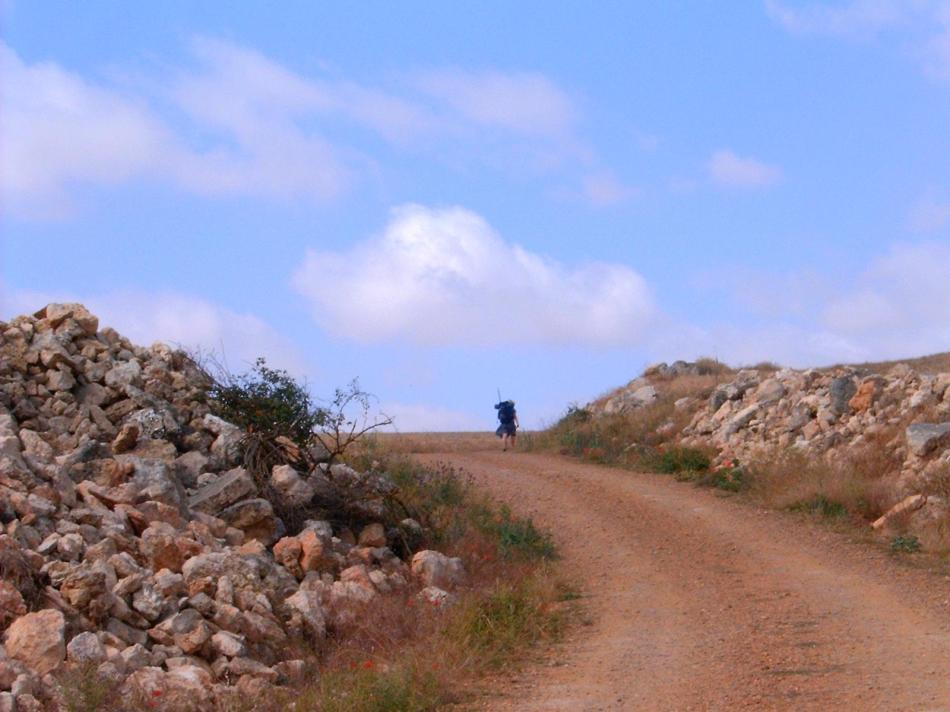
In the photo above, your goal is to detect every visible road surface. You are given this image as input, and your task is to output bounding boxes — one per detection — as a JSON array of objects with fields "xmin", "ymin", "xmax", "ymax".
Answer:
[{"xmin": 420, "ymin": 451, "xmax": 950, "ymax": 712}]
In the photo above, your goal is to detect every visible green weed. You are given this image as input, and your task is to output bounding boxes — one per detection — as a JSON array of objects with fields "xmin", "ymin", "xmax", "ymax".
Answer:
[{"xmin": 891, "ymin": 535, "xmax": 922, "ymax": 553}]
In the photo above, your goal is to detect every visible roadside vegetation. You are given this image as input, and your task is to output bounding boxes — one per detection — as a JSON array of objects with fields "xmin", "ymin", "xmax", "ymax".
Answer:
[
  {"xmin": 253, "ymin": 452, "xmax": 570, "ymax": 712},
  {"xmin": 528, "ymin": 359, "xmax": 941, "ymax": 553}
]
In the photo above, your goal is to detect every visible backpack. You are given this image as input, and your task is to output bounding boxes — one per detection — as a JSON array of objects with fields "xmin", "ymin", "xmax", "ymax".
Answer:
[{"xmin": 496, "ymin": 400, "xmax": 515, "ymax": 424}]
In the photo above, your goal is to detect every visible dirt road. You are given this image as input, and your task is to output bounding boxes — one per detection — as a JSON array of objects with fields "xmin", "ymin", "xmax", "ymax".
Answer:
[{"xmin": 420, "ymin": 451, "xmax": 950, "ymax": 711}]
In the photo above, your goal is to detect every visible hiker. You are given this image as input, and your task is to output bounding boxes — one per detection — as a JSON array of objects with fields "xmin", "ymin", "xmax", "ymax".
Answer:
[{"xmin": 494, "ymin": 400, "xmax": 519, "ymax": 451}]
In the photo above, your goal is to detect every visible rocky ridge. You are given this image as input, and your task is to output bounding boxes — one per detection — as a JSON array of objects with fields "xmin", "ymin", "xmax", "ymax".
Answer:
[
  {"xmin": 0, "ymin": 304, "xmax": 465, "ymax": 711},
  {"xmin": 591, "ymin": 359, "xmax": 950, "ymax": 545}
]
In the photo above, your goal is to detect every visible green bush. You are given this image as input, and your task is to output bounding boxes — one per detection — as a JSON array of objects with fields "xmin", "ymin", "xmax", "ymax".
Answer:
[
  {"xmin": 473, "ymin": 505, "xmax": 557, "ymax": 561},
  {"xmin": 317, "ymin": 664, "xmax": 443, "ymax": 712},
  {"xmin": 695, "ymin": 466, "xmax": 745, "ymax": 492},
  {"xmin": 890, "ymin": 535, "xmax": 921, "ymax": 553},
  {"xmin": 789, "ymin": 495, "xmax": 847, "ymax": 518},
  {"xmin": 208, "ymin": 357, "xmax": 323, "ymax": 447},
  {"xmin": 447, "ymin": 578, "xmax": 565, "ymax": 669},
  {"xmin": 654, "ymin": 447, "xmax": 711, "ymax": 474}
]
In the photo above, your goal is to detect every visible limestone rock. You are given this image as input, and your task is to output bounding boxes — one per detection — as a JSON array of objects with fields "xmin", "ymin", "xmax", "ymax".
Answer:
[
  {"xmin": 66, "ymin": 631, "xmax": 106, "ymax": 664},
  {"xmin": 906, "ymin": 423, "xmax": 950, "ymax": 457},
  {"xmin": 410, "ymin": 550, "xmax": 466, "ymax": 590},
  {"xmin": 188, "ymin": 467, "xmax": 256, "ymax": 514},
  {"xmin": 4, "ymin": 610, "xmax": 65, "ymax": 675},
  {"xmin": 358, "ymin": 523, "xmax": 386, "ymax": 548},
  {"xmin": 270, "ymin": 465, "xmax": 315, "ymax": 507},
  {"xmin": 0, "ymin": 582, "xmax": 27, "ymax": 631}
]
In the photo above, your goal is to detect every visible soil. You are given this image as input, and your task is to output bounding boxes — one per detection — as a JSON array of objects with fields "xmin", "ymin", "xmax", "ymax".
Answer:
[{"xmin": 418, "ymin": 450, "xmax": 950, "ymax": 712}]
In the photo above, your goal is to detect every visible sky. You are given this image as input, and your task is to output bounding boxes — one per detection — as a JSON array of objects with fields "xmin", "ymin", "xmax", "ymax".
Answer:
[{"xmin": 3, "ymin": 1, "xmax": 950, "ymax": 430}]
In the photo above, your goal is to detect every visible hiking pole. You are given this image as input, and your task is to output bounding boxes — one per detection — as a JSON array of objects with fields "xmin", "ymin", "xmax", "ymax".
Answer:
[{"xmin": 496, "ymin": 387, "xmax": 502, "ymax": 404}]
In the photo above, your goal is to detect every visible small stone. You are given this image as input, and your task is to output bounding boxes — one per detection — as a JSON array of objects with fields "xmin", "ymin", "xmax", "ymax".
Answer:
[
  {"xmin": 210, "ymin": 631, "xmax": 246, "ymax": 658},
  {"xmin": 0, "ymin": 582, "xmax": 27, "ymax": 631},
  {"xmin": 66, "ymin": 631, "xmax": 106, "ymax": 664},
  {"xmin": 111, "ymin": 423, "xmax": 140, "ymax": 454},
  {"xmin": 187, "ymin": 467, "xmax": 256, "ymax": 515},
  {"xmin": 357, "ymin": 523, "xmax": 386, "ymax": 548}
]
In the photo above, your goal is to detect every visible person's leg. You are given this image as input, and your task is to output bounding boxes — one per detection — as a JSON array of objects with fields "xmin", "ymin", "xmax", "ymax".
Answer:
[{"xmin": 502, "ymin": 433, "xmax": 508, "ymax": 451}]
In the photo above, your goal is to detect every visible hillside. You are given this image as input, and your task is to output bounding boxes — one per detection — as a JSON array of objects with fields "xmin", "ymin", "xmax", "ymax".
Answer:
[{"xmin": 582, "ymin": 357, "xmax": 950, "ymax": 550}]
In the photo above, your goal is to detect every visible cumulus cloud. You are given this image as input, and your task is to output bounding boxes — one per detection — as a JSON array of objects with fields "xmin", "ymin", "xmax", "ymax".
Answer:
[
  {"xmin": 708, "ymin": 149, "xmax": 782, "ymax": 189},
  {"xmin": 0, "ymin": 287, "xmax": 305, "ymax": 374},
  {"xmin": 292, "ymin": 204, "xmax": 655, "ymax": 347}
]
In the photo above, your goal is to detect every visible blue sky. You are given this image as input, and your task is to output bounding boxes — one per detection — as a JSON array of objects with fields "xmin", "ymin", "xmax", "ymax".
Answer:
[{"xmin": 3, "ymin": 1, "xmax": 950, "ymax": 429}]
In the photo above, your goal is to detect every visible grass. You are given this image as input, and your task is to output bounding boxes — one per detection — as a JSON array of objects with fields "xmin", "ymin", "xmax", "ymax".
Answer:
[
  {"xmin": 470, "ymin": 504, "xmax": 557, "ymax": 561},
  {"xmin": 788, "ymin": 494, "xmax": 848, "ymax": 519},
  {"xmin": 365, "ymin": 431, "xmax": 499, "ymax": 454},
  {"xmin": 315, "ymin": 663, "xmax": 445, "ymax": 712},
  {"xmin": 445, "ymin": 573, "xmax": 567, "ymax": 669},
  {"xmin": 891, "ymin": 535, "xmax": 922, "ymax": 553},
  {"xmin": 695, "ymin": 466, "xmax": 746, "ymax": 493},
  {"xmin": 653, "ymin": 446, "xmax": 711, "ymax": 474},
  {"xmin": 743, "ymin": 447, "xmax": 896, "ymax": 523},
  {"xmin": 56, "ymin": 664, "xmax": 121, "ymax": 712}
]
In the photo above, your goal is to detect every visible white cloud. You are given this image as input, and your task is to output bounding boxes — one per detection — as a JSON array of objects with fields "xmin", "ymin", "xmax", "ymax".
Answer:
[
  {"xmin": 820, "ymin": 241, "xmax": 950, "ymax": 358},
  {"xmin": 1, "ymin": 38, "xmax": 600, "ymax": 219},
  {"xmin": 764, "ymin": 0, "xmax": 906, "ymax": 38},
  {"xmin": 907, "ymin": 190, "xmax": 950, "ymax": 231},
  {"xmin": 0, "ymin": 287, "xmax": 305, "ymax": 375},
  {"xmin": 708, "ymin": 149, "xmax": 782, "ymax": 189},
  {"xmin": 581, "ymin": 172, "xmax": 640, "ymax": 207},
  {"xmin": 0, "ymin": 42, "xmax": 179, "ymax": 218},
  {"xmin": 380, "ymin": 402, "xmax": 486, "ymax": 432},
  {"xmin": 416, "ymin": 69, "xmax": 577, "ymax": 138},
  {"xmin": 664, "ymin": 241, "xmax": 950, "ymax": 368},
  {"xmin": 292, "ymin": 204, "xmax": 656, "ymax": 348},
  {"xmin": 766, "ymin": 1, "xmax": 950, "ymax": 79}
]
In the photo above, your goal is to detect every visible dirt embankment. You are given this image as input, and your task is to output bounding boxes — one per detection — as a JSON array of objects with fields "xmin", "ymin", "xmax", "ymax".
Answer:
[{"xmin": 422, "ymin": 450, "xmax": 950, "ymax": 712}]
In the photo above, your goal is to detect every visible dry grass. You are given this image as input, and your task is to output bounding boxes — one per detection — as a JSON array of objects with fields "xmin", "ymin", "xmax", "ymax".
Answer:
[
  {"xmin": 741, "ymin": 437, "xmax": 901, "ymax": 522},
  {"xmin": 835, "ymin": 350, "xmax": 950, "ymax": 376},
  {"xmin": 365, "ymin": 432, "xmax": 499, "ymax": 454}
]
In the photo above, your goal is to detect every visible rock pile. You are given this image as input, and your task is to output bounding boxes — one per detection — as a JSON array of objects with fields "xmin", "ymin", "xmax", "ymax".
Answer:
[
  {"xmin": 591, "ymin": 360, "xmax": 950, "ymax": 545},
  {"xmin": 0, "ymin": 304, "xmax": 465, "ymax": 710}
]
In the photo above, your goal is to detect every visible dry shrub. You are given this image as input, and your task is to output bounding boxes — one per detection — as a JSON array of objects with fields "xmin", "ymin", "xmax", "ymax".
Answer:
[
  {"xmin": 56, "ymin": 663, "xmax": 121, "ymax": 712},
  {"xmin": 694, "ymin": 357, "xmax": 735, "ymax": 376},
  {"xmin": 745, "ymin": 443, "xmax": 898, "ymax": 521}
]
